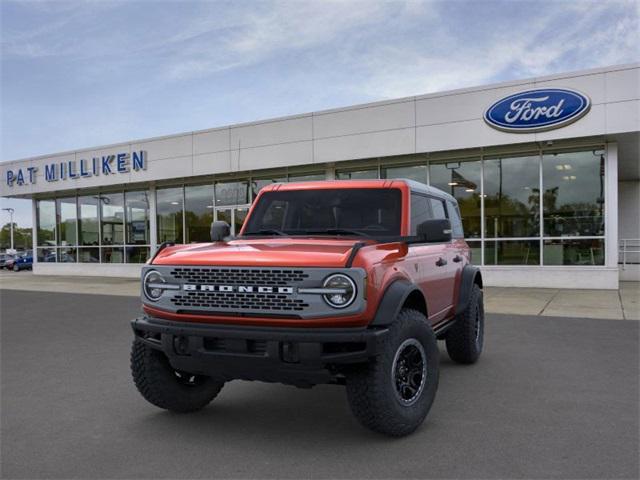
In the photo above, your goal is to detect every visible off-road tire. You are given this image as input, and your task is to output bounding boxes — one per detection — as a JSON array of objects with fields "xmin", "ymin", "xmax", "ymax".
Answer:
[
  {"xmin": 445, "ymin": 283, "xmax": 484, "ymax": 364},
  {"xmin": 131, "ymin": 340, "xmax": 224, "ymax": 413},
  {"xmin": 345, "ymin": 309, "xmax": 439, "ymax": 437}
]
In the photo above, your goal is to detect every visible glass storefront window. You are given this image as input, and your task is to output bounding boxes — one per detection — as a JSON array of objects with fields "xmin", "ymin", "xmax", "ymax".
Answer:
[
  {"xmin": 252, "ymin": 177, "xmax": 286, "ymax": 198},
  {"xmin": 484, "ymin": 240, "xmax": 540, "ymax": 265},
  {"xmin": 382, "ymin": 164, "xmax": 428, "ymax": 184},
  {"xmin": 543, "ymin": 238, "xmax": 604, "ymax": 265},
  {"xmin": 185, "ymin": 184, "xmax": 214, "ymax": 243},
  {"xmin": 78, "ymin": 196, "xmax": 99, "ymax": 246},
  {"xmin": 430, "ymin": 159, "xmax": 481, "ymax": 238},
  {"xmin": 126, "ymin": 246, "xmax": 150, "ymax": 264},
  {"xmin": 542, "ymin": 150, "xmax": 605, "ymax": 237},
  {"xmin": 157, "ymin": 187, "xmax": 184, "ymax": 243},
  {"xmin": 56, "ymin": 197, "xmax": 77, "ymax": 246},
  {"xmin": 36, "ymin": 200, "xmax": 56, "ymax": 246},
  {"xmin": 234, "ymin": 207, "xmax": 249, "ymax": 235},
  {"xmin": 466, "ymin": 240, "xmax": 481, "ymax": 265},
  {"xmin": 58, "ymin": 247, "xmax": 76, "ymax": 263},
  {"xmin": 288, "ymin": 172, "xmax": 325, "ymax": 182},
  {"xmin": 78, "ymin": 247, "xmax": 99, "ymax": 263},
  {"xmin": 100, "ymin": 193, "xmax": 124, "ymax": 245},
  {"xmin": 484, "ymin": 155, "xmax": 540, "ymax": 238},
  {"xmin": 37, "ymin": 247, "xmax": 56, "ymax": 262},
  {"xmin": 101, "ymin": 247, "xmax": 124, "ymax": 263},
  {"xmin": 336, "ymin": 169, "xmax": 378, "ymax": 180},
  {"xmin": 125, "ymin": 191, "xmax": 150, "ymax": 245},
  {"xmin": 215, "ymin": 180, "xmax": 249, "ymax": 206}
]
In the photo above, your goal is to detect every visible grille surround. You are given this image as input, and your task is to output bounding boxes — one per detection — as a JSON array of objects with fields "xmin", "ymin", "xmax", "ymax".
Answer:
[{"xmin": 142, "ymin": 265, "xmax": 366, "ymax": 319}]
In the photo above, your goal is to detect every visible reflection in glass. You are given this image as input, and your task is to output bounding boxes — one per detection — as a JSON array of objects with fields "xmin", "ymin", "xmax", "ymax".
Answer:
[
  {"xmin": 484, "ymin": 155, "xmax": 540, "ymax": 238},
  {"xmin": 430, "ymin": 159, "xmax": 481, "ymax": 238},
  {"xmin": 56, "ymin": 197, "xmax": 77, "ymax": 246},
  {"xmin": 382, "ymin": 164, "xmax": 428, "ymax": 184},
  {"xmin": 125, "ymin": 191, "xmax": 150, "ymax": 245},
  {"xmin": 78, "ymin": 196, "xmax": 99, "ymax": 246},
  {"xmin": 234, "ymin": 207, "xmax": 249, "ymax": 235},
  {"xmin": 126, "ymin": 246, "xmax": 150, "ymax": 263},
  {"xmin": 185, "ymin": 184, "xmax": 214, "ymax": 243},
  {"xmin": 157, "ymin": 187, "xmax": 184, "ymax": 243},
  {"xmin": 101, "ymin": 193, "xmax": 124, "ymax": 245},
  {"xmin": 542, "ymin": 150, "xmax": 605, "ymax": 237},
  {"xmin": 37, "ymin": 247, "xmax": 56, "ymax": 262},
  {"xmin": 288, "ymin": 172, "xmax": 325, "ymax": 182},
  {"xmin": 37, "ymin": 200, "xmax": 56, "ymax": 246},
  {"xmin": 252, "ymin": 177, "xmax": 286, "ymax": 198},
  {"xmin": 58, "ymin": 247, "xmax": 76, "ymax": 262},
  {"xmin": 466, "ymin": 241, "xmax": 481, "ymax": 265},
  {"xmin": 78, "ymin": 247, "xmax": 100, "ymax": 263},
  {"xmin": 484, "ymin": 240, "xmax": 540, "ymax": 265},
  {"xmin": 101, "ymin": 247, "xmax": 124, "ymax": 263},
  {"xmin": 336, "ymin": 169, "xmax": 378, "ymax": 180},
  {"xmin": 215, "ymin": 208, "xmax": 232, "ymax": 228},
  {"xmin": 543, "ymin": 239, "xmax": 604, "ymax": 265},
  {"xmin": 215, "ymin": 181, "xmax": 249, "ymax": 206}
]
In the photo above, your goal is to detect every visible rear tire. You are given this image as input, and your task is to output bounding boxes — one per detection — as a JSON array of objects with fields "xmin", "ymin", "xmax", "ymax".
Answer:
[
  {"xmin": 445, "ymin": 283, "xmax": 484, "ymax": 364},
  {"xmin": 345, "ymin": 309, "xmax": 439, "ymax": 437},
  {"xmin": 12, "ymin": 264, "xmax": 19, "ymax": 272},
  {"xmin": 131, "ymin": 340, "xmax": 224, "ymax": 413}
]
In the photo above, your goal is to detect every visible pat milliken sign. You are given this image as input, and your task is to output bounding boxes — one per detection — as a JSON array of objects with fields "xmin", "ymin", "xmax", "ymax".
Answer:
[
  {"xmin": 5, "ymin": 150, "xmax": 147, "ymax": 187},
  {"xmin": 484, "ymin": 88, "xmax": 591, "ymax": 133}
]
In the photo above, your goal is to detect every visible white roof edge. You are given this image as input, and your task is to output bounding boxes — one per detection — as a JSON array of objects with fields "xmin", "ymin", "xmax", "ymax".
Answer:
[{"xmin": 3, "ymin": 62, "xmax": 638, "ymax": 165}]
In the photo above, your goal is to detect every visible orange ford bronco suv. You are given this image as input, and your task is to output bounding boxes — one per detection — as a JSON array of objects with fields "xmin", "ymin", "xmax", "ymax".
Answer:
[{"xmin": 131, "ymin": 179, "xmax": 484, "ymax": 436}]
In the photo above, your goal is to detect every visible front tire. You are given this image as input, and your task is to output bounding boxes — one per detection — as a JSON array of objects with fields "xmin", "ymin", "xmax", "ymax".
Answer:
[
  {"xmin": 445, "ymin": 283, "xmax": 484, "ymax": 364},
  {"xmin": 12, "ymin": 264, "xmax": 19, "ymax": 272},
  {"xmin": 345, "ymin": 309, "xmax": 439, "ymax": 436},
  {"xmin": 131, "ymin": 340, "xmax": 224, "ymax": 413}
]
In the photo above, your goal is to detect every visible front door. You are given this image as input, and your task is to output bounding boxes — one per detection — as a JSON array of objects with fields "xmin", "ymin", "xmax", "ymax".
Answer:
[{"xmin": 215, "ymin": 206, "xmax": 250, "ymax": 236}]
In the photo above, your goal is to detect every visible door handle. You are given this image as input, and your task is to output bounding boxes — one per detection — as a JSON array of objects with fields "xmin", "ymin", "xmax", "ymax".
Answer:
[
  {"xmin": 435, "ymin": 257, "xmax": 447, "ymax": 267},
  {"xmin": 453, "ymin": 255, "xmax": 463, "ymax": 263}
]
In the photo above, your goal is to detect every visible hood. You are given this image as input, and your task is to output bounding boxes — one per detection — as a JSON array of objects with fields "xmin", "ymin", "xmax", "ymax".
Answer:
[{"xmin": 151, "ymin": 238, "xmax": 372, "ymax": 268}]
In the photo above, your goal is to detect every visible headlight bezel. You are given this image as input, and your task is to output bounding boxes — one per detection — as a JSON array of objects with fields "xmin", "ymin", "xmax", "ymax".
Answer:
[
  {"xmin": 143, "ymin": 269, "xmax": 166, "ymax": 302},
  {"xmin": 322, "ymin": 273, "xmax": 357, "ymax": 309}
]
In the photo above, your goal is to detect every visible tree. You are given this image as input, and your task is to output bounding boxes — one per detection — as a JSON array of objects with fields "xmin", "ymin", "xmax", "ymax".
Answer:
[{"xmin": 0, "ymin": 223, "xmax": 32, "ymax": 251}]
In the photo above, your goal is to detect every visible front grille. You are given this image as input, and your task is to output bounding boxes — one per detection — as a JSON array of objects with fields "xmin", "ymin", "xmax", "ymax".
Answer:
[
  {"xmin": 171, "ymin": 291, "xmax": 309, "ymax": 311},
  {"xmin": 170, "ymin": 267, "xmax": 309, "ymax": 286}
]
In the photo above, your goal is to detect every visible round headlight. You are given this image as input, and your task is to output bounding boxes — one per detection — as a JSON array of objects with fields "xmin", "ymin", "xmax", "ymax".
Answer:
[
  {"xmin": 143, "ymin": 270, "xmax": 165, "ymax": 301},
  {"xmin": 322, "ymin": 274, "xmax": 356, "ymax": 309}
]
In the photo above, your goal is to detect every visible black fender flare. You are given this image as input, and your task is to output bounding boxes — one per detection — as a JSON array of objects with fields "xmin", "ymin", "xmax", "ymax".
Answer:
[
  {"xmin": 455, "ymin": 265, "xmax": 483, "ymax": 316},
  {"xmin": 370, "ymin": 279, "xmax": 425, "ymax": 327}
]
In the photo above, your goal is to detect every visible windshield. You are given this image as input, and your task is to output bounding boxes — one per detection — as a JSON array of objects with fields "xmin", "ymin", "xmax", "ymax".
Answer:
[{"xmin": 243, "ymin": 188, "xmax": 402, "ymax": 237}]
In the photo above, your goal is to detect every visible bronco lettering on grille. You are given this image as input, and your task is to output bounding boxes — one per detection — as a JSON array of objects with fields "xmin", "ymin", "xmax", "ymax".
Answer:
[{"xmin": 182, "ymin": 284, "xmax": 295, "ymax": 294}]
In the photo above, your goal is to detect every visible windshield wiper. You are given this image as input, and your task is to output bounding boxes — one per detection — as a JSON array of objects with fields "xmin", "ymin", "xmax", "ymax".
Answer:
[
  {"xmin": 243, "ymin": 229, "xmax": 288, "ymax": 236},
  {"xmin": 305, "ymin": 228, "xmax": 369, "ymax": 237}
]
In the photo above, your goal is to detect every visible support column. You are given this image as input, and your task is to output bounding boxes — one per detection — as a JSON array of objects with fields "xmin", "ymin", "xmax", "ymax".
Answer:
[
  {"xmin": 31, "ymin": 198, "xmax": 37, "ymax": 266},
  {"xmin": 605, "ymin": 142, "xmax": 619, "ymax": 273},
  {"xmin": 149, "ymin": 185, "xmax": 158, "ymax": 254}
]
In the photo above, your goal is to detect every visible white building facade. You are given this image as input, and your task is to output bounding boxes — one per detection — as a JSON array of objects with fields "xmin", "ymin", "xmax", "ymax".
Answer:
[{"xmin": 2, "ymin": 63, "xmax": 639, "ymax": 289}]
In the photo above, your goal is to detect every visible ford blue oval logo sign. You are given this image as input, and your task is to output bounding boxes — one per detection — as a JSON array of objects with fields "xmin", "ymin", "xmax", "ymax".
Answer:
[{"xmin": 484, "ymin": 88, "xmax": 591, "ymax": 133}]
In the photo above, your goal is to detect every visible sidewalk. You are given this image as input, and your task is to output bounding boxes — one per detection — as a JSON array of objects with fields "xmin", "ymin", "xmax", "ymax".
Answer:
[{"xmin": 1, "ymin": 271, "xmax": 638, "ymax": 320}]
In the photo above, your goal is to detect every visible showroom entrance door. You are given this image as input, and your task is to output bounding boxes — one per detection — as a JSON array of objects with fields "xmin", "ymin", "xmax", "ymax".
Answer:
[{"xmin": 215, "ymin": 206, "xmax": 250, "ymax": 236}]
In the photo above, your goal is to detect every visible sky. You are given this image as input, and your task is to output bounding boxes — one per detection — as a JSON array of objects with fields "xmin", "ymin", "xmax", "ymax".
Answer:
[{"xmin": 1, "ymin": 0, "xmax": 639, "ymax": 228}]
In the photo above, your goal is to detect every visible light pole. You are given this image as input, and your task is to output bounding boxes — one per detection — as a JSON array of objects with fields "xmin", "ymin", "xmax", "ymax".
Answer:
[{"xmin": 2, "ymin": 207, "xmax": 15, "ymax": 251}]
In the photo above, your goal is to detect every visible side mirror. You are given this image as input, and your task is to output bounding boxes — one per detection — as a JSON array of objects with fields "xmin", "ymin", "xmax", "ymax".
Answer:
[
  {"xmin": 210, "ymin": 221, "xmax": 231, "ymax": 242},
  {"xmin": 416, "ymin": 219, "xmax": 452, "ymax": 243}
]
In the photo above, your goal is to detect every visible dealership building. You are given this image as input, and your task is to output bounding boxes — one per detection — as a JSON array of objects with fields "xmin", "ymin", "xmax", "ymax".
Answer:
[{"xmin": 1, "ymin": 63, "xmax": 638, "ymax": 289}]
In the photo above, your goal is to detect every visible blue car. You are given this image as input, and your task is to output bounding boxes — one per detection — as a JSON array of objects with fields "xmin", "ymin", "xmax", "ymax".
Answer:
[{"xmin": 10, "ymin": 252, "xmax": 33, "ymax": 271}]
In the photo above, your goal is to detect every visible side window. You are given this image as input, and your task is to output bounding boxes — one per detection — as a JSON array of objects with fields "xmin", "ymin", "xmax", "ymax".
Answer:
[
  {"xmin": 447, "ymin": 200, "xmax": 464, "ymax": 238},
  {"xmin": 410, "ymin": 194, "xmax": 432, "ymax": 235},
  {"xmin": 429, "ymin": 198, "xmax": 447, "ymax": 220}
]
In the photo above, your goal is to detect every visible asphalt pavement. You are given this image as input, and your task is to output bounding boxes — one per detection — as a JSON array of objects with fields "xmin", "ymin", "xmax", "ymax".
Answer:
[{"xmin": 1, "ymin": 290, "xmax": 638, "ymax": 479}]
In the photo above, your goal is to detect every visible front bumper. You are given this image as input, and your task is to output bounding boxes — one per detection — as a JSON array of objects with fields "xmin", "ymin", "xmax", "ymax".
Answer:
[{"xmin": 131, "ymin": 316, "xmax": 388, "ymax": 387}]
